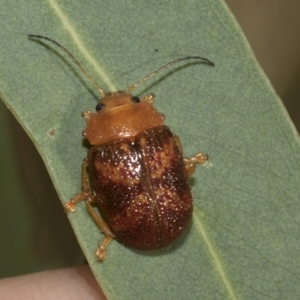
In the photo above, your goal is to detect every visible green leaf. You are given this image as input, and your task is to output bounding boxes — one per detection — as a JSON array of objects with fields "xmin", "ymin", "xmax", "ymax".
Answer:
[{"xmin": 1, "ymin": 0, "xmax": 300, "ymax": 299}]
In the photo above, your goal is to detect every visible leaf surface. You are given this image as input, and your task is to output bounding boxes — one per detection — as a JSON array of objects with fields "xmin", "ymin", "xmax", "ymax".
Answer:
[{"xmin": 1, "ymin": 0, "xmax": 300, "ymax": 299}]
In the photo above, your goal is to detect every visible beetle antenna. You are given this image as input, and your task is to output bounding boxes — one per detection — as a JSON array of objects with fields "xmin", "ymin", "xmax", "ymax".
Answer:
[
  {"xmin": 28, "ymin": 34, "xmax": 106, "ymax": 97},
  {"xmin": 128, "ymin": 56, "xmax": 215, "ymax": 93},
  {"xmin": 128, "ymin": 56, "xmax": 214, "ymax": 93}
]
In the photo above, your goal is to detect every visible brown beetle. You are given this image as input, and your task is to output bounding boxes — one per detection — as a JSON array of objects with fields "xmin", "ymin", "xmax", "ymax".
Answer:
[{"xmin": 29, "ymin": 35, "xmax": 214, "ymax": 261}]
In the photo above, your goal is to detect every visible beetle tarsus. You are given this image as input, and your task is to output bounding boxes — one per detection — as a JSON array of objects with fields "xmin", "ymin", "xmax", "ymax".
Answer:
[
  {"xmin": 194, "ymin": 152, "xmax": 209, "ymax": 164},
  {"xmin": 64, "ymin": 192, "xmax": 86, "ymax": 212},
  {"xmin": 184, "ymin": 152, "xmax": 208, "ymax": 177},
  {"xmin": 64, "ymin": 202, "xmax": 76, "ymax": 213},
  {"xmin": 142, "ymin": 93, "xmax": 155, "ymax": 104},
  {"xmin": 95, "ymin": 236, "xmax": 114, "ymax": 261}
]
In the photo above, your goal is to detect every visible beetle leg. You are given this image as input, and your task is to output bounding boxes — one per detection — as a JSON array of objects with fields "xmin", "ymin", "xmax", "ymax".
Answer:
[
  {"xmin": 64, "ymin": 158, "xmax": 91, "ymax": 212},
  {"xmin": 86, "ymin": 201, "xmax": 115, "ymax": 261},
  {"xmin": 184, "ymin": 152, "xmax": 208, "ymax": 177},
  {"xmin": 64, "ymin": 192, "xmax": 85, "ymax": 212},
  {"xmin": 95, "ymin": 236, "xmax": 114, "ymax": 261},
  {"xmin": 65, "ymin": 158, "xmax": 114, "ymax": 260},
  {"xmin": 142, "ymin": 93, "xmax": 155, "ymax": 104},
  {"xmin": 174, "ymin": 135, "xmax": 208, "ymax": 177}
]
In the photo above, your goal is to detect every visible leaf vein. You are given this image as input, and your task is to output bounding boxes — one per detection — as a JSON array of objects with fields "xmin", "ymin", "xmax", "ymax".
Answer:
[{"xmin": 48, "ymin": 0, "xmax": 117, "ymax": 91}]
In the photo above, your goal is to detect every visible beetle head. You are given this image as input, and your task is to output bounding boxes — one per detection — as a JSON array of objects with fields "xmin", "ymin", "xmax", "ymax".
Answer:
[
  {"xmin": 83, "ymin": 91, "xmax": 165, "ymax": 145},
  {"xmin": 95, "ymin": 91, "xmax": 141, "ymax": 113}
]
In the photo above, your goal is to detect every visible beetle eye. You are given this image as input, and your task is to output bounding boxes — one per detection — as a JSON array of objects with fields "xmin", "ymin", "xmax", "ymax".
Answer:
[
  {"xmin": 131, "ymin": 96, "xmax": 140, "ymax": 103},
  {"xmin": 95, "ymin": 103, "xmax": 105, "ymax": 111}
]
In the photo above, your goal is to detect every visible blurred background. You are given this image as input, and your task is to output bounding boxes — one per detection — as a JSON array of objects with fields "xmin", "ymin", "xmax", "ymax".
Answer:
[
  {"xmin": 1, "ymin": 1, "xmax": 300, "ymax": 277},
  {"xmin": 226, "ymin": 0, "xmax": 300, "ymax": 130}
]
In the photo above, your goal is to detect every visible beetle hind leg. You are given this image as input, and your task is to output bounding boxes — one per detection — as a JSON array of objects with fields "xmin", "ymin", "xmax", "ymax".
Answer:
[
  {"xmin": 86, "ymin": 201, "xmax": 115, "ymax": 261},
  {"xmin": 95, "ymin": 236, "xmax": 114, "ymax": 261},
  {"xmin": 65, "ymin": 157, "xmax": 115, "ymax": 261}
]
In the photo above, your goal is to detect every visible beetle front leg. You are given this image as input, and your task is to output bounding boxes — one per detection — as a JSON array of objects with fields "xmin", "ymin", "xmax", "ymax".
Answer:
[
  {"xmin": 142, "ymin": 93, "xmax": 155, "ymax": 104},
  {"xmin": 184, "ymin": 152, "xmax": 208, "ymax": 177},
  {"xmin": 86, "ymin": 201, "xmax": 114, "ymax": 261}
]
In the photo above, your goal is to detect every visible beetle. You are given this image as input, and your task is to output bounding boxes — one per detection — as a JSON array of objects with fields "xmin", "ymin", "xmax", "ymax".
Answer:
[{"xmin": 29, "ymin": 34, "xmax": 214, "ymax": 261}]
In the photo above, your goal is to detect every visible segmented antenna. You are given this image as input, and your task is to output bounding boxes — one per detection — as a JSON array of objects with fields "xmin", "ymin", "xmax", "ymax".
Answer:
[
  {"xmin": 128, "ymin": 56, "xmax": 214, "ymax": 93},
  {"xmin": 28, "ymin": 34, "xmax": 105, "ymax": 97},
  {"xmin": 29, "ymin": 35, "xmax": 214, "ymax": 97}
]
